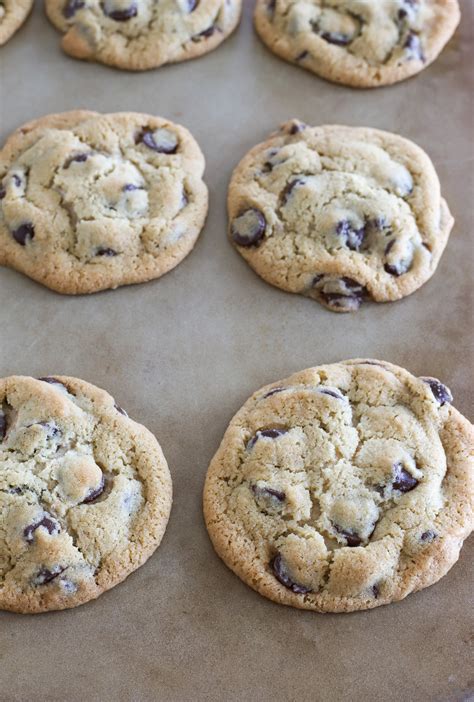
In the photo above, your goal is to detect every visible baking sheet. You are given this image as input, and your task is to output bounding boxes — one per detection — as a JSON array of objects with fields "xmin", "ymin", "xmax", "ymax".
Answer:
[{"xmin": 0, "ymin": 2, "xmax": 473, "ymax": 701}]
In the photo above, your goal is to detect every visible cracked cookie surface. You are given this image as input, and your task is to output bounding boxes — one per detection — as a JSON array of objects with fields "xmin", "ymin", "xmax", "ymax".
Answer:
[
  {"xmin": 0, "ymin": 0, "xmax": 33, "ymax": 45},
  {"xmin": 203, "ymin": 360, "xmax": 473, "ymax": 612},
  {"xmin": 0, "ymin": 111, "xmax": 208, "ymax": 294},
  {"xmin": 45, "ymin": 0, "xmax": 242, "ymax": 70},
  {"xmin": 228, "ymin": 120, "xmax": 453, "ymax": 313},
  {"xmin": 0, "ymin": 375, "xmax": 172, "ymax": 613},
  {"xmin": 254, "ymin": 0, "xmax": 460, "ymax": 87}
]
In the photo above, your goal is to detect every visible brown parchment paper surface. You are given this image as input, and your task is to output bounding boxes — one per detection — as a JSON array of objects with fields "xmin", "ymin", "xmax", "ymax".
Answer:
[{"xmin": 0, "ymin": 2, "xmax": 473, "ymax": 701}]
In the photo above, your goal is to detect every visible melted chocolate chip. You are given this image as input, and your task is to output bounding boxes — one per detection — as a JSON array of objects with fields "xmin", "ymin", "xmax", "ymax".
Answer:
[
  {"xmin": 392, "ymin": 463, "xmax": 418, "ymax": 493},
  {"xmin": 24, "ymin": 516, "xmax": 60, "ymax": 544},
  {"xmin": 82, "ymin": 475, "xmax": 105, "ymax": 504},
  {"xmin": 420, "ymin": 530, "xmax": 437, "ymax": 542},
  {"xmin": 263, "ymin": 386, "xmax": 285, "ymax": 399},
  {"xmin": 281, "ymin": 177, "xmax": 305, "ymax": 204},
  {"xmin": 38, "ymin": 376, "xmax": 65, "ymax": 387},
  {"xmin": 138, "ymin": 128, "xmax": 179, "ymax": 154},
  {"xmin": 319, "ymin": 278, "xmax": 366, "ymax": 313},
  {"xmin": 192, "ymin": 25, "xmax": 216, "ymax": 41},
  {"xmin": 231, "ymin": 208, "xmax": 266, "ymax": 247},
  {"xmin": 334, "ymin": 525, "xmax": 362, "ymax": 547},
  {"xmin": 114, "ymin": 403, "xmax": 128, "ymax": 416},
  {"xmin": 103, "ymin": 1, "xmax": 138, "ymax": 21},
  {"xmin": 318, "ymin": 387, "xmax": 345, "ymax": 400},
  {"xmin": 96, "ymin": 247, "xmax": 118, "ymax": 257},
  {"xmin": 34, "ymin": 566, "xmax": 66, "ymax": 585},
  {"xmin": 296, "ymin": 50, "xmax": 309, "ymax": 61},
  {"xmin": 247, "ymin": 428, "xmax": 287, "ymax": 450},
  {"xmin": 404, "ymin": 32, "xmax": 425, "ymax": 61},
  {"xmin": 252, "ymin": 484, "xmax": 286, "ymax": 503},
  {"xmin": 11, "ymin": 223, "xmax": 34, "ymax": 246},
  {"xmin": 336, "ymin": 219, "xmax": 366, "ymax": 251},
  {"xmin": 0, "ymin": 411, "xmax": 6, "ymax": 441},
  {"xmin": 320, "ymin": 31, "xmax": 352, "ymax": 46},
  {"xmin": 64, "ymin": 0, "xmax": 85, "ymax": 18},
  {"xmin": 271, "ymin": 553, "xmax": 311, "ymax": 594},
  {"xmin": 420, "ymin": 377, "xmax": 453, "ymax": 406}
]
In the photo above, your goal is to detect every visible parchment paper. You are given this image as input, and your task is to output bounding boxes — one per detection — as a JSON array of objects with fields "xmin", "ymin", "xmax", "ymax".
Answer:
[{"xmin": 0, "ymin": 2, "xmax": 472, "ymax": 700}]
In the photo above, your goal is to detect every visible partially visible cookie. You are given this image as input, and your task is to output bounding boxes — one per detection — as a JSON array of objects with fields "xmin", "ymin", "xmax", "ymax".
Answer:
[
  {"xmin": 254, "ymin": 0, "xmax": 460, "ymax": 88},
  {"xmin": 228, "ymin": 120, "xmax": 453, "ymax": 313},
  {"xmin": 0, "ymin": 111, "xmax": 208, "ymax": 294},
  {"xmin": 0, "ymin": 375, "xmax": 172, "ymax": 614},
  {"xmin": 203, "ymin": 360, "xmax": 474, "ymax": 612},
  {"xmin": 0, "ymin": 0, "xmax": 33, "ymax": 45},
  {"xmin": 45, "ymin": 0, "xmax": 242, "ymax": 70}
]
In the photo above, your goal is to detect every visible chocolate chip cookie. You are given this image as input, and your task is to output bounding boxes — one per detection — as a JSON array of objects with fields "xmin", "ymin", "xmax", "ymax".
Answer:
[
  {"xmin": 228, "ymin": 120, "xmax": 453, "ymax": 313},
  {"xmin": 0, "ymin": 111, "xmax": 208, "ymax": 294},
  {"xmin": 45, "ymin": 0, "xmax": 242, "ymax": 70},
  {"xmin": 203, "ymin": 360, "xmax": 473, "ymax": 612},
  {"xmin": 0, "ymin": 0, "xmax": 33, "ymax": 45},
  {"xmin": 254, "ymin": 0, "xmax": 460, "ymax": 88},
  {"xmin": 0, "ymin": 375, "xmax": 172, "ymax": 613}
]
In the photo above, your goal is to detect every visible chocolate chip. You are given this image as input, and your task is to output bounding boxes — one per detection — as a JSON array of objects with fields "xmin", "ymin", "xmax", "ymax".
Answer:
[
  {"xmin": 11, "ymin": 222, "xmax": 34, "ymax": 246},
  {"xmin": 0, "ymin": 186, "xmax": 6, "ymax": 200},
  {"xmin": 420, "ymin": 377, "xmax": 453, "ymax": 406},
  {"xmin": 9, "ymin": 487, "xmax": 23, "ymax": 495},
  {"xmin": 123, "ymin": 183, "xmax": 141, "ymax": 192},
  {"xmin": 334, "ymin": 525, "xmax": 362, "ymax": 547},
  {"xmin": 371, "ymin": 584, "xmax": 380, "ymax": 598},
  {"xmin": 263, "ymin": 386, "xmax": 285, "ymax": 399},
  {"xmin": 13, "ymin": 174, "xmax": 22, "ymax": 187},
  {"xmin": 114, "ymin": 403, "xmax": 128, "ymax": 416},
  {"xmin": 103, "ymin": 1, "xmax": 138, "ymax": 21},
  {"xmin": 231, "ymin": 208, "xmax": 266, "ymax": 247},
  {"xmin": 384, "ymin": 241, "xmax": 412, "ymax": 276},
  {"xmin": 421, "ymin": 530, "xmax": 437, "ymax": 542},
  {"xmin": 24, "ymin": 516, "xmax": 60, "ymax": 544},
  {"xmin": 392, "ymin": 463, "xmax": 418, "ymax": 493},
  {"xmin": 96, "ymin": 247, "xmax": 118, "ymax": 257},
  {"xmin": 336, "ymin": 219, "xmax": 366, "ymax": 251},
  {"xmin": 247, "ymin": 428, "xmax": 287, "ymax": 450},
  {"xmin": 404, "ymin": 32, "xmax": 425, "ymax": 61},
  {"xmin": 318, "ymin": 387, "xmax": 345, "ymax": 400},
  {"xmin": 288, "ymin": 121, "xmax": 307, "ymax": 135},
  {"xmin": 37, "ymin": 421, "xmax": 61, "ymax": 438},
  {"xmin": 63, "ymin": 0, "xmax": 85, "ymax": 18},
  {"xmin": 268, "ymin": 0, "xmax": 276, "ymax": 12},
  {"xmin": 34, "ymin": 566, "xmax": 66, "ymax": 586},
  {"xmin": 138, "ymin": 128, "xmax": 179, "ymax": 154},
  {"xmin": 186, "ymin": 0, "xmax": 199, "ymax": 10},
  {"xmin": 296, "ymin": 50, "xmax": 309, "ymax": 61},
  {"xmin": 252, "ymin": 484, "xmax": 286, "ymax": 503},
  {"xmin": 65, "ymin": 153, "xmax": 89, "ymax": 168},
  {"xmin": 38, "ymin": 376, "xmax": 65, "ymax": 387},
  {"xmin": 271, "ymin": 553, "xmax": 311, "ymax": 594},
  {"xmin": 281, "ymin": 177, "xmax": 305, "ymax": 204},
  {"xmin": 192, "ymin": 25, "xmax": 216, "ymax": 41},
  {"xmin": 82, "ymin": 475, "xmax": 105, "ymax": 504},
  {"xmin": 0, "ymin": 411, "xmax": 6, "ymax": 441},
  {"xmin": 320, "ymin": 31, "xmax": 352, "ymax": 46},
  {"xmin": 317, "ymin": 277, "xmax": 366, "ymax": 313}
]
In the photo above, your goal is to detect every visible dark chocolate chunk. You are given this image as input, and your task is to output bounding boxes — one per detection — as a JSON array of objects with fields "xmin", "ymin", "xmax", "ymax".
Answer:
[
  {"xmin": 192, "ymin": 25, "xmax": 216, "ymax": 41},
  {"xmin": 334, "ymin": 525, "xmax": 362, "ymax": 547},
  {"xmin": 103, "ymin": 1, "xmax": 138, "ymax": 21},
  {"xmin": 371, "ymin": 584, "xmax": 380, "ymax": 598},
  {"xmin": 247, "ymin": 428, "xmax": 287, "ymax": 450},
  {"xmin": 336, "ymin": 219, "xmax": 366, "ymax": 251},
  {"xmin": 96, "ymin": 247, "xmax": 118, "ymax": 257},
  {"xmin": 392, "ymin": 463, "xmax": 418, "ymax": 493},
  {"xmin": 34, "ymin": 566, "xmax": 66, "ymax": 585},
  {"xmin": 231, "ymin": 208, "xmax": 266, "ymax": 247},
  {"xmin": 404, "ymin": 32, "xmax": 425, "ymax": 61},
  {"xmin": 420, "ymin": 377, "xmax": 453, "ymax": 406},
  {"xmin": 24, "ymin": 516, "xmax": 60, "ymax": 544},
  {"xmin": 281, "ymin": 177, "xmax": 305, "ymax": 204},
  {"xmin": 0, "ymin": 411, "xmax": 6, "ymax": 441},
  {"xmin": 271, "ymin": 553, "xmax": 311, "ymax": 594},
  {"xmin": 0, "ymin": 186, "xmax": 6, "ymax": 200},
  {"xmin": 64, "ymin": 0, "xmax": 85, "ymax": 18},
  {"xmin": 296, "ymin": 50, "xmax": 309, "ymax": 61},
  {"xmin": 11, "ymin": 223, "xmax": 34, "ymax": 246},
  {"xmin": 320, "ymin": 31, "xmax": 352, "ymax": 46},
  {"xmin": 138, "ymin": 128, "xmax": 179, "ymax": 154},
  {"xmin": 82, "ymin": 475, "xmax": 105, "ymax": 504},
  {"xmin": 420, "ymin": 530, "xmax": 437, "ymax": 542},
  {"xmin": 252, "ymin": 484, "xmax": 286, "ymax": 503}
]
